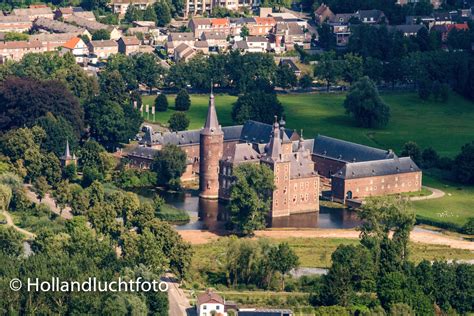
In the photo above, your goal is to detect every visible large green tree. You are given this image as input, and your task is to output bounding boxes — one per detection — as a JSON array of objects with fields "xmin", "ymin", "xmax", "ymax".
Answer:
[
  {"xmin": 231, "ymin": 90, "xmax": 284, "ymax": 125},
  {"xmin": 168, "ymin": 112, "xmax": 190, "ymax": 132},
  {"xmin": 151, "ymin": 144, "xmax": 187, "ymax": 190},
  {"xmin": 314, "ymin": 51, "xmax": 343, "ymax": 91},
  {"xmin": 229, "ymin": 164, "xmax": 275, "ymax": 235},
  {"xmin": 343, "ymin": 76, "xmax": 391, "ymax": 128},
  {"xmin": 453, "ymin": 141, "xmax": 474, "ymax": 184}
]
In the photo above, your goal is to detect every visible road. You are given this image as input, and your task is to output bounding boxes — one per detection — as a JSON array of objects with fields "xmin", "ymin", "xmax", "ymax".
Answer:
[
  {"xmin": 24, "ymin": 184, "xmax": 72, "ymax": 219},
  {"xmin": 161, "ymin": 274, "xmax": 194, "ymax": 316},
  {"xmin": 410, "ymin": 186, "xmax": 445, "ymax": 201},
  {"xmin": 2, "ymin": 210, "xmax": 35, "ymax": 239},
  {"xmin": 178, "ymin": 228, "xmax": 474, "ymax": 251}
]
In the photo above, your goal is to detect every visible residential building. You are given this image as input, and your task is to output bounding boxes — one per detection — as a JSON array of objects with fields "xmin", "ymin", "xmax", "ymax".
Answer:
[
  {"xmin": 196, "ymin": 290, "xmax": 226, "ymax": 316},
  {"xmin": 390, "ymin": 24, "xmax": 425, "ymax": 36},
  {"xmin": 201, "ymin": 31, "xmax": 228, "ymax": 49},
  {"xmin": 12, "ymin": 7, "xmax": 54, "ymax": 21},
  {"xmin": 0, "ymin": 15, "xmax": 32, "ymax": 33},
  {"xmin": 397, "ymin": 0, "xmax": 442, "ymax": 9},
  {"xmin": 355, "ymin": 9, "xmax": 388, "ymax": 24},
  {"xmin": 118, "ymin": 36, "xmax": 141, "ymax": 55},
  {"xmin": 60, "ymin": 37, "xmax": 89, "ymax": 65},
  {"xmin": 30, "ymin": 32, "xmax": 90, "ymax": 51},
  {"xmin": 55, "ymin": 7, "xmax": 96, "ymax": 21},
  {"xmin": 0, "ymin": 40, "xmax": 45, "ymax": 62},
  {"xmin": 87, "ymin": 39, "xmax": 119, "ymax": 59},
  {"xmin": 110, "ymin": 0, "xmax": 156, "ymax": 15},
  {"xmin": 433, "ymin": 12, "xmax": 454, "ymax": 25},
  {"xmin": 332, "ymin": 23, "xmax": 351, "ymax": 46},
  {"xmin": 233, "ymin": 36, "xmax": 269, "ymax": 53},
  {"xmin": 166, "ymin": 32, "xmax": 195, "ymax": 54},
  {"xmin": 249, "ymin": 17, "xmax": 276, "ymax": 36},
  {"xmin": 63, "ymin": 15, "xmax": 122, "ymax": 39},
  {"xmin": 330, "ymin": 13, "xmax": 353, "ymax": 24},
  {"xmin": 174, "ymin": 43, "xmax": 196, "ymax": 61},
  {"xmin": 314, "ymin": 3, "xmax": 335, "ymax": 24},
  {"xmin": 189, "ymin": 18, "xmax": 213, "ymax": 38},
  {"xmin": 34, "ymin": 17, "xmax": 85, "ymax": 34}
]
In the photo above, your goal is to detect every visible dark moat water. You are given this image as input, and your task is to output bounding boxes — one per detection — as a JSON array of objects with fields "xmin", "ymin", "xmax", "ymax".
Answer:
[{"xmin": 157, "ymin": 190, "xmax": 362, "ymax": 231}]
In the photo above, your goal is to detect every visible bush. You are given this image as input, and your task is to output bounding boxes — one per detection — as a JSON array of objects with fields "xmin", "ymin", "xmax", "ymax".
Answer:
[
  {"xmin": 168, "ymin": 112, "xmax": 190, "ymax": 132},
  {"xmin": 462, "ymin": 217, "xmax": 474, "ymax": 235},
  {"xmin": 436, "ymin": 156, "xmax": 453, "ymax": 170},
  {"xmin": 155, "ymin": 93, "xmax": 168, "ymax": 112},
  {"xmin": 421, "ymin": 147, "xmax": 439, "ymax": 169},
  {"xmin": 175, "ymin": 89, "xmax": 190, "ymax": 111}
]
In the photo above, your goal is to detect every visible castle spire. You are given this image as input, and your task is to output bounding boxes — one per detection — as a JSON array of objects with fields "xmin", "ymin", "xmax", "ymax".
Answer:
[
  {"xmin": 64, "ymin": 139, "xmax": 71, "ymax": 158},
  {"xmin": 266, "ymin": 116, "xmax": 282, "ymax": 159},
  {"xmin": 203, "ymin": 85, "xmax": 220, "ymax": 131},
  {"xmin": 298, "ymin": 129, "xmax": 305, "ymax": 151}
]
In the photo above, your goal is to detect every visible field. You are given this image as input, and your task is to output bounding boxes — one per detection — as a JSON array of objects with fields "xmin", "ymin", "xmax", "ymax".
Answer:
[
  {"xmin": 143, "ymin": 92, "xmax": 474, "ymax": 157},
  {"xmin": 412, "ymin": 172, "xmax": 474, "ymax": 230},
  {"xmin": 191, "ymin": 237, "xmax": 474, "ymax": 273}
]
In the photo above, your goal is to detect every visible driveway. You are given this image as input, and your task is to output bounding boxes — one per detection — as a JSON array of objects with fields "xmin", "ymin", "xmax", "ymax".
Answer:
[{"xmin": 161, "ymin": 274, "xmax": 193, "ymax": 316}]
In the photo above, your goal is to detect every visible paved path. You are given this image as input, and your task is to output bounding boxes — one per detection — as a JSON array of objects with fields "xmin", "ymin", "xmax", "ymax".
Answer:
[
  {"xmin": 2, "ymin": 210, "xmax": 35, "ymax": 239},
  {"xmin": 161, "ymin": 274, "xmax": 193, "ymax": 316},
  {"xmin": 179, "ymin": 228, "xmax": 474, "ymax": 251},
  {"xmin": 410, "ymin": 186, "xmax": 445, "ymax": 201},
  {"xmin": 24, "ymin": 184, "xmax": 72, "ymax": 219}
]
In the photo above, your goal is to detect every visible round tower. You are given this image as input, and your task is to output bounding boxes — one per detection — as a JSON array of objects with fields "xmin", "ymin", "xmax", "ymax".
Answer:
[{"xmin": 199, "ymin": 92, "xmax": 224, "ymax": 199}]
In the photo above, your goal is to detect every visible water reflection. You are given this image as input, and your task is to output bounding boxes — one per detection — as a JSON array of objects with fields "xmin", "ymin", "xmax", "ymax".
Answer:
[{"xmin": 158, "ymin": 189, "xmax": 362, "ymax": 231}]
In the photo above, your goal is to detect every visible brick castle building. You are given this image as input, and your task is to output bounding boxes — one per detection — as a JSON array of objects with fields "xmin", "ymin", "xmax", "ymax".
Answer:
[{"xmin": 126, "ymin": 93, "xmax": 422, "ymax": 215}]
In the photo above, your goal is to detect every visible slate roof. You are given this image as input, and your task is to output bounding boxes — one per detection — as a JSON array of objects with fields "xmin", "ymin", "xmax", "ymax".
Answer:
[
  {"xmin": 223, "ymin": 142, "xmax": 260, "ymax": 163},
  {"xmin": 247, "ymin": 36, "xmax": 268, "ymax": 42},
  {"xmin": 119, "ymin": 36, "xmax": 140, "ymax": 45},
  {"xmin": 234, "ymin": 40, "xmax": 249, "ymax": 50},
  {"xmin": 34, "ymin": 17, "xmax": 84, "ymax": 33},
  {"xmin": 202, "ymin": 31, "xmax": 227, "ymax": 40},
  {"xmin": 0, "ymin": 15, "xmax": 31, "ymax": 23},
  {"xmin": 169, "ymin": 32, "xmax": 194, "ymax": 41},
  {"xmin": 89, "ymin": 39, "xmax": 117, "ymax": 48},
  {"xmin": 333, "ymin": 157, "xmax": 420, "ymax": 179},
  {"xmin": 240, "ymin": 120, "xmax": 292, "ymax": 144},
  {"xmin": 391, "ymin": 24, "xmax": 425, "ymax": 34},
  {"xmin": 356, "ymin": 9, "xmax": 385, "ymax": 21},
  {"xmin": 12, "ymin": 7, "xmax": 53, "ymax": 17},
  {"xmin": 312, "ymin": 135, "xmax": 396, "ymax": 163},
  {"xmin": 127, "ymin": 146, "xmax": 158, "ymax": 159}
]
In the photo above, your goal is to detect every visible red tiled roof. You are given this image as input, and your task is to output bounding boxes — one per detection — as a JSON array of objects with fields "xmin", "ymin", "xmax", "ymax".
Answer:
[
  {"xmin": 253, "ymin": 17, "xmax": 276, "ymax": 25},
  {"xmin": 197, "ymin": 290, "xmax": 224, "ymax": 305},
  {"xmin": 447, "ymin": 23, "xmax": 469, "ymax": 32},
  {"xmin": 211, "ymin": 18, "xmax": 229, "ymax": 26},
  {"xmin": 63, "ymin": 37, "xmax": 81, "ymax": 49}
]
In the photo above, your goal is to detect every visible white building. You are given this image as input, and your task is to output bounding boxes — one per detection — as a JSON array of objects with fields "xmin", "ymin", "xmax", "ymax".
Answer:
[
  {"xmin": 60, "ymin": 37, "xmax": 89, "ymax": 65},
  {"xmin": 196, "ymin": 290, "xmax": 226, "ymax": 316}
]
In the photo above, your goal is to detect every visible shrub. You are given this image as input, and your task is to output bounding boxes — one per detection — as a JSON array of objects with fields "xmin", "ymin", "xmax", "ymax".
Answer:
[
  {"xmin": 175, "ymin": 89, "xmax": 191, "ymax": 111},
  {"xmin": 168, "ymin": 112, "xmax": 190, "ymax": 132},
  {"xmin": 155, "ymin": 93, "xmax": 168, "ymax": 112}
]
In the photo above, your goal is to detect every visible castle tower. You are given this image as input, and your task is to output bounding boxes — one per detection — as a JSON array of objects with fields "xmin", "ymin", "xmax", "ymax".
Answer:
[
  {"xmin": 60, "ymin": 139, "xmax": 77, "ymax": 167},
  {"xmin": 199, "ymin": 91, "xmax": 224, "ymax": 199}
]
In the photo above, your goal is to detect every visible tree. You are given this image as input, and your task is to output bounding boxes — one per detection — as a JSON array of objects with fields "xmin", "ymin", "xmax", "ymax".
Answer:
[
  {"xmin": 421, "ymin": 147, "xmax": 439, "ymax": 169},
  {"xmin": 231, "ymin": 90, "xmax": 284, "ymax": 125},
  {"xmin": 33, "ymin": 176, "xmax": 50, "ymax": 202},
  {"xmin": 92, "ymin": 29, "xmax": 110, "ymax": 40},
  {"xmin": 317, "ymin": 23, "xmax": 335, "ymax": 50},
  {"xmin": 133, "ymin": 53, "xmax": 165, "ymax": 92},
  {"xmin": 298, "ymin": 73, "xmax": 313, "ymax": 89},
  {"xmin": 143, "ymin": 5, "xmax": 157, "ymax": 22},
  {"xmin": 0, "ymin": 184, "xmax": 12, "ymax": 212},
  {"xmin": 124, "ymin": 4, "xmax": 143, "ymax": 23},
  {"xmin": 155, "ymin": 93, "xmax": 169, "ymax": 112},
  {"xmin": 36, "ymin": 113, "xmax": 77, "ymax": 157},
  {"xmin": 314, "ymin": 51, "xmax": 343, "ymax": 91},
  {"xmin": 269, "ymin": 242, "xmax": 299, "ymax": 290},
  {"xmin": 0, "ymin": 226, "xmax": 23, "ymax": 257},
  {"xmin": 0, "ymin": 77, "xmax": 84, "ymax": 135},
  {"xmin": 154, "ymin": 0, "xmax": 172, "ymax": 27},
  {"xmin": 229, "ymin": 164, "xmax": 274, "ymax": 235},
  {"xmin": 453, "ymin": 141, "xmax": 474, "ymax": 184},
  {"xmin": 275, "ymin": 64, "xmax": 297, "ymax": 89},
  {"xmin": 343, "ymin": 53, "xmax": 363, "ymax": 84},
  {"xmin": 4, "ymin": 32, "xmax": 29, "ymax": 41},
  {"xmin": 151, "ymin": 144, "xmax": 187, "ymax": 190},
  {"xmin": 53, "ymin": 181, "xmax": 72, "ymax": 214},
  {"xmin": 343, "ymin": 76, "xmax": 390, "ymax": 128},
  {"xmin": 99, "ymin": 70, "xmax": 129, "ymax": 104},
  {"xmin": 240, "ymin": 25, "xmax": 249, "ymax": 38},
  {"xmin": 175, "ymin": 89, "xmax": 191, "ymax": 111},
  {"xmin": 401, "ymin": 141, "xmax": 422, "ymax": 166},
  {"xmin": 168, "ymin": 112, "xmax": 190, "ymax": 132}
]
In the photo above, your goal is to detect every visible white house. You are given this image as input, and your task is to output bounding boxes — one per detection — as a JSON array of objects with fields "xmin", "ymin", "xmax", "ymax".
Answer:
[
  {"xmin": 196, "ymin": 290, "xmax": 226, "ymax": 316},
  {"xmin": 60, "ymin": 37, "xmax": 89, "ymax": 65}
]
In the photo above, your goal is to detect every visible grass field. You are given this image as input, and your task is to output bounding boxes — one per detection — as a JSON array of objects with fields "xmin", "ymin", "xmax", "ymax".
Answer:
[
  {"xmin": 412, "ymin": 172, "xmax": 474, "ymax": 229},
  {"xmin": 143, "ymin": 92, "xmax": 474, "ymax": 157},
  {"xmin": 192, "ymin": 237, "xmax": 474, "ymax": 271}
]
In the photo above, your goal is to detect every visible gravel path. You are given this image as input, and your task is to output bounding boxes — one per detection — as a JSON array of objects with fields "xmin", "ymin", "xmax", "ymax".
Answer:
[
  {"xmin": 2, "ymin": 210, "xmax": 35, "ymax": 239},
  {"xmin": 24, "ymin": 184, "xmax": 73, "ymax": 219},
  {"xmin": 410, "ymin": 186, "xmax": 446, "ymax": 201}
]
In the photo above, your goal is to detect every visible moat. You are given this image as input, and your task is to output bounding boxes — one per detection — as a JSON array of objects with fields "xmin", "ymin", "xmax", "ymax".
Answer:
[{"xmin": 158, "ymin": 190, "xmax": 363, "ymax": 231}]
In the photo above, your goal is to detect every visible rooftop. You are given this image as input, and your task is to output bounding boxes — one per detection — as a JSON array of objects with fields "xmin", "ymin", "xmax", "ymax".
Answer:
[{"xmin": 333, "ymin": 157, "xmax": 420, "ymax": 179}]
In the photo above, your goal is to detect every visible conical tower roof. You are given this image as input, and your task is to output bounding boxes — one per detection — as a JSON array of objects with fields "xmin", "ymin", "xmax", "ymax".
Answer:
[
  {"xmin": 201, "ymin": 88, "xmax": 223, "ymax": 135},
  {"xmin": 266, "ymin": 116, "xmax": 282, "ymax": 160}
]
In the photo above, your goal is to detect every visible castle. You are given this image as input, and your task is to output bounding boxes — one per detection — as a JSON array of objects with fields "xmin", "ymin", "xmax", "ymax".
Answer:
[{"xmin": 126, "ymin": 93, "xmax": 422, "ymax": 217}]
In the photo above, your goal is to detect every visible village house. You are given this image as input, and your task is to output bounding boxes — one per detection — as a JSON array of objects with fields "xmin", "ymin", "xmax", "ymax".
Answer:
[
  {"xmin": 201, "ymin": 31, "xmax": 228, "ymax": 50},
  {"xmin": 55, "ymin": 7, "xmax": 96, "ymax": 21},
  {"xmin": 33, "ymin": 17, "xmax": 85, "ymax": 34},
  {"xmin": 174, "ymin": 43, "xmax": 197, "ymax": 61},
  {"xmin": 390, "ymin": 24, "xmax": 425, "ymax": 36},
  {"xmin": 165, "ymin": 32, "xmax": 195, "ymax": 54},
  {"xmin": 87, "ymin": 39, "xmax": 118, "ymax": 59},
  {"xmin": 60, "ymin": 37, "xmax": 89, "ymax": 65},
  {"xmin": 189, "ymin": 18, "xmax": 212, "ymax": 38},
  {"xmin": 314, "ymin": 3, "xmax": 335, "ymax": 24},
  {"xmin": 12, "ymin": 7, "xmax": 54, "ymax": 21},
  {"xmin": 233, "ymin": 36, "xmax": 269, "ymax": 53},
  {"xmin": 249, "ymin": 17, "xmax": 276, "ymax": 36},
  {"xmin": 196, "ymin": 290, "xmax": 227, "ymax": 316},
  {"xmin": 355, "ymin": 9, "xmax": 388, "ymax": 24},
  {"xmin": 433, "ymin": 12, "xmax": 454, "ymax": 25},
  {"xmin": 194, "ymin": 40, "xmax": 209, "ymax": 54},
  {"xmin": 0, "ymin": 15, "xmax": 32, "ymax": 33},
  {"xmin": 110, "ymin": 0, "xmax": 156, "ymax": 15},
  {"xmin": 63, "ymin": 15, "xmax": 122, "ymax": 39},
  {"xmin": 0, "ymin": 40, "xmax": 45, "ymax": 62},
  {"xmin": 118, "ymin": 36, "xmax": 141, "ymax": 55},
  {"xmin": 30, "ymin": 32, "xmax": 89, "ymax": 51},
  {"xmin": 405, "ymin": 15, "xmax": 435, "ymax": 26}
]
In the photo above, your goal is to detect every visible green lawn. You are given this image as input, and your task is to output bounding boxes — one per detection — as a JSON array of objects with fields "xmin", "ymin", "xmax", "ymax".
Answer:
[
  {"xmin": 413, "ymin": 172, "xmax": 474, "ymax": 229},
  {"xmin": 143, "ymin": 92, "xmax": 474, "ymax": 157}
]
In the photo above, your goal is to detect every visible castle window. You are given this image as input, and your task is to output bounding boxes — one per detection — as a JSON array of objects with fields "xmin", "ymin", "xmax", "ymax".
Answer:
[
  {"xmin": 381, "ymin": 185, "xmax": 384, "ymax": 189},
  {"xmin": 415, "ymin": 175, "xmax": 419, "ymax": 179},
  {"xmin": 381, "ymin": 178, "xmax": 385, "ymax": 183},
  {"xmin": 373, "ymin": 186, "xmax": 377, "ymax": 190},
  {"xmin": 388, "ymin": 184, "xmax": 391, "ymax": 189},
  {"xmin": 356, "ymin": 188, "xmax": 359, "ymax": 192},
  {"xmin": 284, "ymin": 165, "xmax": 288, "ymax": 172},
  {"xmin": 300, "ymin": 194, "xmax": 304, "ymax": 202},
  {"xmin": 305, "ymin": 181, "xmax": 309, "ymax": 189},
  {"xmin": 402, "ymin": 182, "xmax": 405, "ymax": 187},
  {"xmin": 395, "ymin": 183, "xmax": 398, "ymax": 188},
  {"xmin": 365, "ymin": 187, "xmax": 368, "ymax": 191},
  {"xmin": 305, "ymin": 193, "xmax": 308, "ymax": 201},
  {"xmin": 293, "ymin": 195, "xmax": 297, "ymax": 203},
  {"xmin": 415, "ymin": 181, "xmax": 418, "ymax": 185},
  {"xmin": 395, "ymin": 177, "xmax": 399, "ymax": 181},
  {"xmin": 370, "ymin": 180, "xmax": 373, "ymax": 185}
]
